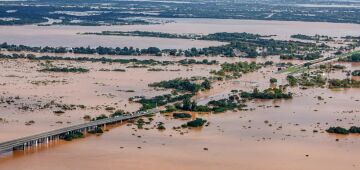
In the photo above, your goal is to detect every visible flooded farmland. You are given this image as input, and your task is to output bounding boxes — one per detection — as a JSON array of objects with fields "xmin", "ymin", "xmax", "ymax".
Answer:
[
  {"xmin": 0, "ymin": 18, "xmax": 360, "ymax": 170},
  {"xmin": 1, "ymin": 19, "xmax": 360, "ymax": 48}
]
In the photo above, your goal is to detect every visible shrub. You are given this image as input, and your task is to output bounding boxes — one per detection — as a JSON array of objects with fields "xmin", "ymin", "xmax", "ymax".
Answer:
[
  {"xmin": 63, "ymin": 131, "xmax": 84, "ymax": 141},
  {"xmin": 287, "ymin": 75, "xmax": 297, "ymax": 86},
  {"xmin": 88, "ymin": 127, "xmax": 103, "ymax": 134},
  {"xmin": 173, "ymin": 113, "xmax": 192, "ymax": 119},
  {"xmin": 326, "ymin": 127, "xmax": 349, "ymax": 134},
  {"xmin": 240, "ymin": 88, "xmax": 292, "ymax": 99},
  {"xmin": 352, "ymin": 70, "xmax": 360, "ymax": 76},
  {"xmin": 270, "ymin": 78, "xmax": 277, "ymax": 84},
  {"xmin": 186, "ymin": 118, "xmax": 207, "ymax": 127},
  {"xmin": 349, "ymin": 126, "xmax": 360, "ymax": 133},
  {"xmin": 39, "ymin": 67, "xmax": 89, "ymax": 73},
  {"xmin": 91, "ymin": 114, "xmax": 108, "ymax": 121}
]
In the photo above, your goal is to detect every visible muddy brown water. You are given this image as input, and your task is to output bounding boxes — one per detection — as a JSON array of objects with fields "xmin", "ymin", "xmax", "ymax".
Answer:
[
  {"xmin": 0, "ymin": 54, "xmax": 359, "ymax": 170},
  {"xmin": 0, "ymin": 20, "xmax": 360, "ymax": 169},
  {"xmin": 1, "ymin": 19, "xmax": 360, "ymax": 49}
]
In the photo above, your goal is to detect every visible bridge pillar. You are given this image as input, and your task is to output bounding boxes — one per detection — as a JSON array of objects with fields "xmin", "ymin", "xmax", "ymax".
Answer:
[{"xmin": 13, "ymin": 145, "xmax": 24, "ymax": 151}]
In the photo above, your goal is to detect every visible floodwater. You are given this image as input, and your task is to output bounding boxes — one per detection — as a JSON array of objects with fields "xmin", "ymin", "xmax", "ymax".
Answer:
[
  {"xmin": 119, "ymin": 18, "xmax": 360, "ymax": 40},
  {"xmin": 0, "ymin": 19, "xmax": 360, "ymax": 170},
  {"xmin": 0, "ymin": 55, "xmax": 359, "ymax": 170},
  {"xmin": 0, "ymin": 25, "xmax": 224, "ymax": 49},
  {"xmin": 0, "ymin": 58, "xmax": 217, "ymax": 141},
  {"xmin": 1, "ymin": 18, "xmax": 360, "ymax": 48}
]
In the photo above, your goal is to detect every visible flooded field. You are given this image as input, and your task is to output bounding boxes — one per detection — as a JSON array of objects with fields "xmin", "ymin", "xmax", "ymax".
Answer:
[
  {"xmin": 0, "ymin": 25, "xmax": 224, "ymax": 49},
  {"xmin": 1, "ymin": 19, "xmax": 360, "ymax": 170},
  {"xmin": 0, "ymin": 54, "xmax": 359, "ymax": 169},
  {"xmin": 0, "ymin": 57, "xmax": 218, "ymax": 141},
  {"xmin": 1, "ymin": 19, "xmax": 360, "ymax": 49}
]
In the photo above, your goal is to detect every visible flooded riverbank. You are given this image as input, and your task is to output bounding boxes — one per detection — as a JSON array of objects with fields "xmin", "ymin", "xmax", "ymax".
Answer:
[
  {"xmin": 0, "ymin": 53, "xmax": 359, "ymax": 169},
  {"xmin": 0, "ymin": 87, "xmax": 359, "ymax": 170},
  {"xmin": 1, "ymin": 18, "xmax": 360, "ymax": 170},
  {"xmin": 1, "ymin": 19, "xmax": 360, "ymax": 49}
]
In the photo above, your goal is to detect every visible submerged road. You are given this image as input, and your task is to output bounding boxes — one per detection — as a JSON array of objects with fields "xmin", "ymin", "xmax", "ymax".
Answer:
[
  {"xmin": 278, "ymin": 50, "xmax": 360, "ymax": 75},
  {"xmin": 0, "ymin": 108, "xmax": 159, "ymax": 154}
]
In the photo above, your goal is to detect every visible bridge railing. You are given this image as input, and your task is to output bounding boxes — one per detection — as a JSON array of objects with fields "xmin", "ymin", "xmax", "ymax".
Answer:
[{"xmin": 0, "ymin": 108, "xmax": 159, "ymax": 152}]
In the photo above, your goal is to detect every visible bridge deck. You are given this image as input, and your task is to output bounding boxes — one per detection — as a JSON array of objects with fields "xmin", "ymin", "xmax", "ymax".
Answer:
[{"xmin": 0, "ymin": 108, "xmax": 158, "ymax": 153}]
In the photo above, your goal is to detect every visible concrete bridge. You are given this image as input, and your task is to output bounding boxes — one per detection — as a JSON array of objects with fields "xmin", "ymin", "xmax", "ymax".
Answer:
[{"xmin": 0, "ymin": 108, "xmax": 159, "ymax": 154}]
